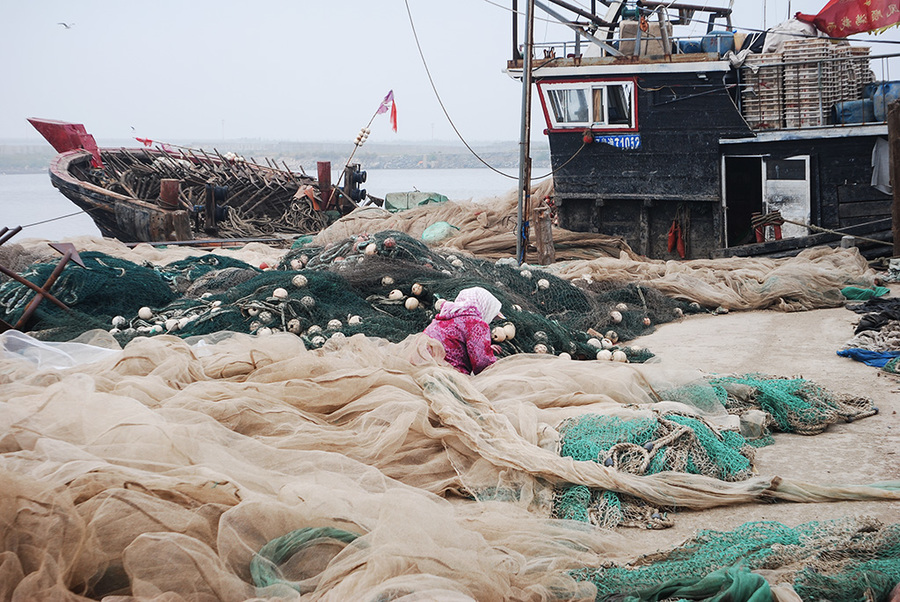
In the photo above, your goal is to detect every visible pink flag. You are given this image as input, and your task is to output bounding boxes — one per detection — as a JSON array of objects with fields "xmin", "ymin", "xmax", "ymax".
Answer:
[
  {"xmin": 376, "ymin": 90, "xmax": 398, "ymax": 132},
  {"xmin": 376, "ymin": 90, "xmax": 394, "ymax": 115}
]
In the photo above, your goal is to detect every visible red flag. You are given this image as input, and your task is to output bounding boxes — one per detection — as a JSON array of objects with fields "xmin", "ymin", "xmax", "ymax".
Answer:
[
  {"xmin": 390, "ymin": 98, "xmax": 398, "ymax": 133},
  {"xmin": 135, "ymin": 137, "xmax": 153, "ymax": 147},
  {"xmin": 796, "ymin": 0, "xmax": 900, "ymax": 37}
]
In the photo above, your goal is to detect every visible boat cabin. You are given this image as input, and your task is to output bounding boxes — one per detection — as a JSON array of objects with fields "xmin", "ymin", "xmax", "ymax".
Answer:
[{"xmin": 507, "ymin": 1, "xmax": 896, "ymax": 259}]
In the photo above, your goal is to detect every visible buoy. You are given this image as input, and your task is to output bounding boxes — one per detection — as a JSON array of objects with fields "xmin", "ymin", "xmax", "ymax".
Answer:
[
  {"xmin": 300, "ymin": 296, "xmax": 315, "ymax": 309},
  {"xmin": 491, "ymin": 327, "xmax": 507, "ymax": 343},
  {"xmin": 247, "ymin": 307, "xmax": 260, "ymax": 317},
  {"xmin": 533, "ymin": 343, "xmax": 549, "ymax": 354},
  {"xmin": 596, "ymin": 349, "xmax": 613, "ymax": 361},
  {"xmin": 307, "ymin": 325, "xmax": 322, "ymax": 335},
  {"xmin": 451, "ymin": 259, "xmax": 464, "ymax": 268},
  {"xmin": 292, "ymin": 274, "xmax": 308, "ymax": 288},
  {"xmin": 512, "ymin": 304, "xmax": 522, "ymax": 312},
  {"xmin": 259, "ymin": 262, "xmax": 269, "ymax": 270},
  {"xmin": 311, "ymin": 335, "xmax": 326, "ymax": 347},
  {"xmin": 601, "ymin": 338, "xmax": 614, "ymax": 349},
  {"xmin": 348, "ymin": 315, "xmax": 362, "ymax": 325},
  {"xmin": 520, "ymin": 269, "xmax": 532, "ymax": 278},
  {"xmin": 537, "ymin": 278, "xmax": 550, "ymax": 290},
  {"xmin": 109, "ymin": 328, "xmax": 120, "ymax": 336},
  {"xmin": 330, "ymin": 331, "xmax": 346, "ymax": 340},
  {"xmin": 165, "ymin": 319, "xmax": 178, "ymax": 332},
  {"xmin": 411, "ymin": 282, "xmax": 423, "ymax": 296},
  {"xmin": 605, "ymin": 330, "xmax": 619, "ymax": 343},
  {"xmin": 287, "ymin": 319, "xmax": 302, "ymax": 334},
  {"xmin": 674, "ymin": 307, "xmax": 684, "ymax": 318},
  {"xmin": 257, "ymin": 327, "xmax": 273, "ymax": 336},
  {"xmin": 642, "ymin": 317, "xmax": 651, "ymax": 326},
  {"xmin": 273, "ymin": 287, "xmax": 288, "ymax": 299},
  {"xmin": 383, "ymin": 237, "xmax": 396, "ymax": 248},
  {"xmin": 327, "ymin": 319, "xmax": 342, "ymax": 330},
  {"xmin": 609, "ymin": 310, "xmax": 623, "ymax": 323},
  {"xmin": 558, "ymin": 352, "xmax": 571, "ymax": 360},
  {"xmin": 290, "ymin": 258, "xmax": 303, "ymax": 270},
  {"xmin": 533, "ymin": 330, "xmax": 548, "ymax": 343},
  {"xmin": 388, "ymin": 289, "xmax": 404, "ymax": 301},
  {"xmin": 502, "ymin": 322, "xmax": 516, "ymax": 340},
  {"xmin": 382, "ymin": 276, "xmax": 395, "ymax": 286},
  {"xmin": 259, "ymin": 311, "xmax": 273, "ymax": 324},
  {"xmin": 149, "ymin": 325, "xmax": 164, "ymax": 335},
  {"xmin": 405, "ymin": 297, "xmax": 419, "ymax": 310},
  {"xmin": 250, "ymin": 321, "xmax": 262, "ymax": 331},
  {"xmin": 365, "ymin": 243, "xmax": 377, "ymax": 255},
  {"xmin": 138, "ymin": 307, "xmax": 153, "ymax": 321},
  {"xmin": 587, "ymin": 337, "xmax": 602, "ymax": 348},
  {"xmin": 299, "ymin": 254, "xmax": 309, "ymax": 266},
  {"xmin": 178, "ymin": 317, "xmax": 190, "ymax": 329},
  {"xmin": 615, "ymin": 302, "xmax": 628, "ymax": 311},
  {"xmin": 612, "ymin": 350, "xmax": 628, "ymax": 362},
  {"xmin": 112, "ymin": 315, "xmax": 126, "ymax": 329}
]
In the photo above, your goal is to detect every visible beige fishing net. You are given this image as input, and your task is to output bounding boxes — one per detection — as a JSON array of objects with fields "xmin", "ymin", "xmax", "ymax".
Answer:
[{"xmin": 2, "ymin": 330, "xmax": 898, "ymax": 600}]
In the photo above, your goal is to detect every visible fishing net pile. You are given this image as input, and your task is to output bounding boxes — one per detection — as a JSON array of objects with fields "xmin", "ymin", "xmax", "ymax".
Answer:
[
  {"xmin": 552, "ymin": 372, "xmax": 878, "ymax": 530},
  {"xmin": 839, "ymin": 297, "xmax": 900, "ymax": 374},
  {"xmin": 572, "ymin": 517, "xmax": 900, "ymax": 602},
  {"xmin": 0, "ymin": 231, "xmax": 694, "ymax": 359},
  {"xmin": 314, "ymin": 178, "xmax": 636, "ymax": 261},
  {"xmin": 547, "ymin": 246, "xmax": 876, "ymax": 312},
  {"xmin": 1, "ymin": 330, "xmax": 898, "ymax": 600}
]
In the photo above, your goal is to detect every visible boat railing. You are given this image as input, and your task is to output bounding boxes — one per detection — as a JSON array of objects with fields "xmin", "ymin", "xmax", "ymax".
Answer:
[{"xmin": 740, "ymin": 50, "xmax": 900, "ymax": 131}]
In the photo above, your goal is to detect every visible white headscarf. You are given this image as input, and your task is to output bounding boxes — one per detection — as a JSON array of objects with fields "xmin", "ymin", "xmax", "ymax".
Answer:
[{"xmin": 438, "ymin": 287, "xmax": 502, "ymax": 323}]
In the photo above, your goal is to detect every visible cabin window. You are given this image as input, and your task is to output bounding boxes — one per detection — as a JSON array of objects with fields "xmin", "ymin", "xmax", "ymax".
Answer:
[{"xmin": 539, "ymin": 80, "xmax": 636, "ymax": 131}]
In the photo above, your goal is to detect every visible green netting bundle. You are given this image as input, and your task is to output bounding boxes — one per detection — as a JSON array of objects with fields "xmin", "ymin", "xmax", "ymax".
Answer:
[
  {"xmin": 569, "ymin": 518, "xmax": 900, "ymax": 602},
  {"xmin": 0, "ymin": 251, "xmax": 180, "ymax": 340},
  {"xmin": 708, "ymin": 374, "xmax": 878, "ymax": 436},
  {"xmin": 0, "ymin": 232, "xmax": 690, "ymax": 362},
  {"xmin": 553, "ymin": 412, "xmax": 754, "ymax": 529}
]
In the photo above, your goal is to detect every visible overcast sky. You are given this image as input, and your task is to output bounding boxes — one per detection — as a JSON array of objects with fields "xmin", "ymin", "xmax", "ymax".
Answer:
[{"xmin": 3, "ymin": 1, "xmax": 899, "ymax": 147}]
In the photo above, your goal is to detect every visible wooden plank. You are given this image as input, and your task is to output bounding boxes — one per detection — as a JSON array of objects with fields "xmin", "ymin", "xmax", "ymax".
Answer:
[{"xmin": 838, "ymin": 201, "xmax": 893, "ymax": 219}]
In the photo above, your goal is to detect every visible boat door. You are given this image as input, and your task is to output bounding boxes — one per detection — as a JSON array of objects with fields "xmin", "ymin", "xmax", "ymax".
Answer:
[
  {"xmin": 723, "ymin": 155, "xmax": 811, "ymax": 246},
  {"xmin": 763, "ymin": 156, "xmax": 810, "ymax": 240}
]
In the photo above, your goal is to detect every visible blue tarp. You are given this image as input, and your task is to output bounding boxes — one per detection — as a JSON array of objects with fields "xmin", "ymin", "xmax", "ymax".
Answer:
[{"xmin": 836, "ymin": 348, "xmax": 900, "ymax": 368}]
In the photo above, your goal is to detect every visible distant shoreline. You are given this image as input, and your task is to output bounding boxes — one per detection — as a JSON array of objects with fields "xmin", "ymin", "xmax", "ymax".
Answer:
[{"xmin": 0, "ymin": 140, "xmax": 551, "ymax": 175}]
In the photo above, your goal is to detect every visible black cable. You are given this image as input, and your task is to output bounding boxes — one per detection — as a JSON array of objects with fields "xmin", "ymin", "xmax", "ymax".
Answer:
[{"xmin": 404, "ymin": 0, "xmax": 591, "ymax": 183}]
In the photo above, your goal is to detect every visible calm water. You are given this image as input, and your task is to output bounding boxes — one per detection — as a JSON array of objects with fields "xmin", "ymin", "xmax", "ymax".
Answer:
[{"xmin": 0, "ymin": 168, "xmax": 523, "ymax": 241}]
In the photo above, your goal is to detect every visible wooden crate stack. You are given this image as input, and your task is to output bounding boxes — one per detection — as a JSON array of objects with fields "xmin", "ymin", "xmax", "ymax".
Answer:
[
  {"xmin": 782, "ymin": 38, "xmax": 836, "ymax": 127},
  {"xmin": 741, "ymin": 53, "xmax": 784, "ymax": 129}
]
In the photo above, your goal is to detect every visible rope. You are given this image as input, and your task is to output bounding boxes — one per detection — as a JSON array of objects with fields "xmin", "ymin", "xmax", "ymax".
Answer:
[{"xmin": 250, "ymin": 527, "xmax": 361, "ymax": 592}]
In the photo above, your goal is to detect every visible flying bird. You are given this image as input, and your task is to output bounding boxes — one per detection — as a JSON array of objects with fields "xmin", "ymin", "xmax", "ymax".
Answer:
[{"xmin": 57, "ymin": 22, "xmax": 74, "ymax": 29}]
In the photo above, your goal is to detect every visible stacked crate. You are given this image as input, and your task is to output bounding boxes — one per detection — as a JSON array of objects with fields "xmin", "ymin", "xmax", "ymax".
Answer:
[
  {"xmin": 782, "ymin": 38, "xmax": 836, "ymax": 127},
  {"xmin": 741, "ymin": 53, "xmax": 784, "ymax": 129}
]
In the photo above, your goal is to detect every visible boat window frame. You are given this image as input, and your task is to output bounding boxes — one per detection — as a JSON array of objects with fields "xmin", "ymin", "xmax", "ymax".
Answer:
[{"xmin": 537, "ymin": 78, "xmax": 638, "ymax": 133}]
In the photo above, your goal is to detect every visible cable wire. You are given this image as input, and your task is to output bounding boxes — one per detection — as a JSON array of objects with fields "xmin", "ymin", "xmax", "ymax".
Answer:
[{"xmin": 405, "ymin": 0, "xmax": 596, "ymax": 182}]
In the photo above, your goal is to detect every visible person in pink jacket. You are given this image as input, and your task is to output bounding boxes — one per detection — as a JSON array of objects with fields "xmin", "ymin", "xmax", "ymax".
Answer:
[{"xmin": 424, "ymin": 287, "xmax": 502, "ymax": 375}]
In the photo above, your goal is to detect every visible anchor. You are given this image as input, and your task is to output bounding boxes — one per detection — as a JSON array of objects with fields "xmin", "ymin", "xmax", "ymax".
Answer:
[{"xmin": 0, "ymin": 227, "xmax": 84, "ymax": 333}]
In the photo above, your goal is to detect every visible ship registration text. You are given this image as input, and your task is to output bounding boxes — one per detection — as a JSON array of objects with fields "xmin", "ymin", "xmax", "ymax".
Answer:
[{"xmin": 594, "ymin": 134, "xmax": 641, "ymax": 149}]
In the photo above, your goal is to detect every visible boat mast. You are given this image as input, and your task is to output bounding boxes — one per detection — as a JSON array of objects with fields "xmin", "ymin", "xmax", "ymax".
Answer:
[{"xmin": 516, "ymin": 0, "xmax": 535, "ymax": 265}]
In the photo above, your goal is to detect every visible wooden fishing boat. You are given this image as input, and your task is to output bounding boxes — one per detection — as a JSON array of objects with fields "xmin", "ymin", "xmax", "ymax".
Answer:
[
  {"xmin": 506, "ymin": 1, "xmax": 897, "ymax": 260},
  {"xmin": 28, "ymin": 118, "xmax": 361, "ymax": 245}
]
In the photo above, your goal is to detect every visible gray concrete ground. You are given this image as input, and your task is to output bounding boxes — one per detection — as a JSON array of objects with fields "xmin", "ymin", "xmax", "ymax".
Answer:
[{"xmin": 625, "ymin": 283, "xmax": 900, "ymax": 553}]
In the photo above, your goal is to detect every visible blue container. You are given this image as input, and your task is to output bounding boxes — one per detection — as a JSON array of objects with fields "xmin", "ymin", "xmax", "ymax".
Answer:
[
  {"xmin": 866, "ymin": 81, "xmax": 900, "ymax": 121},
  {"xmin": 701, "ymin": 31, "xmax": 735, "ymax": 56},
  {"xmin": 832, "ymin": 99, "xmax": 875, "ymax": 124},
  {"xmin": 678, "ymin": 40, "xmax": 702, "ymax": 54}
]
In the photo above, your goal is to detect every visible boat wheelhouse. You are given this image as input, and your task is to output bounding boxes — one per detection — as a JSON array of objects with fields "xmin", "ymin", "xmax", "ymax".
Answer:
[{"xmin": 507, "ymin": 1, "xmax": 896, "ymax": 259}]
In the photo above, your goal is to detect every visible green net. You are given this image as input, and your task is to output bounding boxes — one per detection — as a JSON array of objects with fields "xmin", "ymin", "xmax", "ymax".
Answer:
[
  {"xmin": 551, "ymin": 373, "xmax": 879, "ymax": 530},
  {"xmin": 554, "ymin": 411, "xmax": 755, "ymax": 529},
  {"xmin": 0, "ymin": 232, "xmax": 692, "ymax": 363},
  {"xmin": 569, "ymin": 518, "xmax": 900, "ymax": 602}
]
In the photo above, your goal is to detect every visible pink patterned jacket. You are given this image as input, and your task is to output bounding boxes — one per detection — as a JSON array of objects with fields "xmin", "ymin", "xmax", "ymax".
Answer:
[{"xmin": 424, "ymin": 307, "xmax": 496, "ymax": 375}]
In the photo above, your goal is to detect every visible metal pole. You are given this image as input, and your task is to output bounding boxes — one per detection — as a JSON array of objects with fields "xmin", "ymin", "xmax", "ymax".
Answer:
[{"xmin": 517, "ymin": 0, "xmax": 535, "ymax": 265}]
